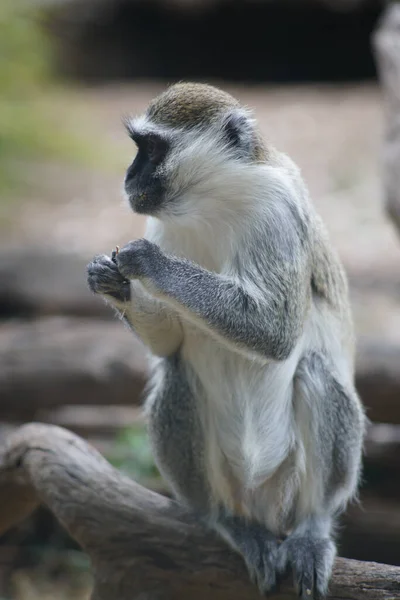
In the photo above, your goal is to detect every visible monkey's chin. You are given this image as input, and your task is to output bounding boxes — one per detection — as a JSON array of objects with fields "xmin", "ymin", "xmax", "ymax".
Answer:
[{"xmin": 127, "ymin": 193, "xmax": 162, "ymax": 217}]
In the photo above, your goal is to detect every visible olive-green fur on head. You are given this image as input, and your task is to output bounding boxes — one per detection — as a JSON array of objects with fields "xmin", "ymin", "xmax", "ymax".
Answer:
[
  {"xmin": 146, "ymin": 82, "xmax": 240, "ymax": 129},
  {"xmin": 146, "ymin": 82, "xmax": 268, "ymax": 163}
]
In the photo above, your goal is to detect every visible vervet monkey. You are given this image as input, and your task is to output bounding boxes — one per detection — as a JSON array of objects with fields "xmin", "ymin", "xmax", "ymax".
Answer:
[{"xmin": 87, "ymin": 82, "xmax": 365, "ymax": 599}]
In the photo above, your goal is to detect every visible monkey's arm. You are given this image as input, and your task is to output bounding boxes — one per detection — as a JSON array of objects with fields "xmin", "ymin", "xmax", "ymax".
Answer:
[
  {"xmin": 116, "ymin": 204, "xmax": 310, "ymax": 361},
  {"xmin": 87, "ymin": 255, "xmax": 183, "ymax": 357}
]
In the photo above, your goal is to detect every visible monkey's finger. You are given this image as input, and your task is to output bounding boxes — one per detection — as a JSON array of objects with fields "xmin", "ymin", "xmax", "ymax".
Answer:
[
  {"xmin": 298, "ymin": 567, "xmax": 314, "ymax": 600},
  {"xmin": 260, "ymin": 573, "xmax": 278, "ymax": 597},
  {"xmin": 313, "ymin": 568, "xmax": 324, "ymax": 600},
  {"xmin": 261, "ymin": 547, "xmax": 278, "ymax": 594}
]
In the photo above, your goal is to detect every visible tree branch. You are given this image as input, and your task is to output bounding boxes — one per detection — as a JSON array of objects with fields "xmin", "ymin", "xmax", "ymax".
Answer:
[{"xmin": 0, "ymin": 424, "xmax": 399, "ymax": 600}]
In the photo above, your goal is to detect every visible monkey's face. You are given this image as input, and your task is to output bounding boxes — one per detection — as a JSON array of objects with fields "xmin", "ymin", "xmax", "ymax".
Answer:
[
  {"xmin": 123, "ymin": 84, "xmax": 263, "ymax": 219},
  {"xmin": 123, "ymin": 122, "xmax": 227, "ymax": 218},
  {"xmin": 124, "ymin": 121, "xmax": 260, "ymax": 221},
  {"xmin": 124, "ymin": 122, "xmax": 171, "ymax": 216}
]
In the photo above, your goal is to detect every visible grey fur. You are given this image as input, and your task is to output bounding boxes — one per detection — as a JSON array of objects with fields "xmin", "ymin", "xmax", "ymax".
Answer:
[
  {"xmin": 277, "ymin": 515, "xmax": 336, "ymax": 600},
  {"xmin": 115, "ymin": 194, "xmax": 310, "ymax": 361},
  {"xmin": 146, "ymin": 354, "xmax": 210, "ymax": 512},
  {"xmin": 87, "ymin": 82, "xmax": 365, "ymax": 599},
  {"xmin": 216, "ymin": 513, "xmax": 280, "ymax": 593},
  {"xmin": 87, "ymin": 254, "xmax": 131, "ymax": 303},
  {"xmin": 294, "ymin": 352, "xmax": 364, "ymax": 508}
]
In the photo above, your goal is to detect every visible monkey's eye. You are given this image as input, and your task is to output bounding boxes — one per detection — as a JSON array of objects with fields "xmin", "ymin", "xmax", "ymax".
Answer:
[
  {"xmin": 147, "ymin": 137, "xmax": 158, "ymax": 161},
  {"xmin": 146, "ymin": 136, "xmax": 167, "ymax": 164}
]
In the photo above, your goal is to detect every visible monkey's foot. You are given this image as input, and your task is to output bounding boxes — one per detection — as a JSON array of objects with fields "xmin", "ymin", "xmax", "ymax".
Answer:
[
  {"xmin": 277, "ymin": 535, "xmax": 335, "ymax": 599},
  {"xmin": 87, "ymin": 254, "xmax": 131, "ymax": 303},
  {"xmin": 242, "ymin": 530, "xmax": 279, "ymax": 595},
  {"xmin": 217, "ymin": 516, "xmax": 279, "ymax": 595}
]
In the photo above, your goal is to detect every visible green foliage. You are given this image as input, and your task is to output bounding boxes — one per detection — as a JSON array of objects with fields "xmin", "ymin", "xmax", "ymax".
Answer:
[
  {"xmin": 109, "ymin": 424, "xmax": 160, "ymax": 483},
  {"xmin": 0, "ymin": 2, "xmax": 49, "ymax": 96},
  {"xmin": 0, "ymin": 2, "xmax": 48, "ymax": 190},
  {"xmin": 0, "ymin": 2, "xmax": 97, "ymax": 195}
]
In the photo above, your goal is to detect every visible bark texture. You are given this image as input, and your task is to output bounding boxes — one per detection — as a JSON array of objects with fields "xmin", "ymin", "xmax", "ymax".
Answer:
[{"xmin": 0, "ymin": 424, "xmax": 399, "ymax": 600}]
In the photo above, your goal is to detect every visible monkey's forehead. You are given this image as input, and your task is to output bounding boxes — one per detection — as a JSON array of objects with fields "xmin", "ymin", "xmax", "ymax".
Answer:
[{"xmin": 146, "ymin": 83, "xmax": 240, "ymax": 128}]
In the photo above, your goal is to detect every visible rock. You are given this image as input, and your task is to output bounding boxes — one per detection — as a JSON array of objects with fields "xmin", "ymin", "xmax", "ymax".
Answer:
[{"xmin": 0, "ymin": 317, "xmax": 148, "ymax": 419}]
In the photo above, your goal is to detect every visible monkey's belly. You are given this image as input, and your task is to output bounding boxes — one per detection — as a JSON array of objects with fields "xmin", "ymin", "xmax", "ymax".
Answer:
[
  {"xmin": 214, "ymin": 455, "xmax": 300, "ymax": 535},
  {"xmin": 181, "ymin": 330, "xmax": 302, "ymax": 535}
]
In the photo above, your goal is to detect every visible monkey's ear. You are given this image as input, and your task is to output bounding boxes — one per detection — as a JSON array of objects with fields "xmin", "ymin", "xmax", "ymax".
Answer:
[{"xmin": 221, "ymin": 109, "xmax": 255, "ymax": 159}]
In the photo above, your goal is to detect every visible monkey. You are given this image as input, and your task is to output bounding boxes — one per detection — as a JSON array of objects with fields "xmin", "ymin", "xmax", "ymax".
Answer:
[{"xmin": 87, "ymin": 82, "xmax": 365, "ymax": 599}]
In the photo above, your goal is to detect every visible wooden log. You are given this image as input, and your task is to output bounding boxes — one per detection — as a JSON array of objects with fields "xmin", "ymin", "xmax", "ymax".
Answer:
[
  {"xmin": 355, "ymin": 337, "xmax": 400, "ymax": 424},
  {"xmin": 0, "ymin": 423, "xmax": 399, "ymax": 600},
  {"xmin": 33, "ymin": 412, "xmax": 400, "ymax": 473},
  {"xmin": 0, "ymin": 317, "xmax": 148, "ymax": 418},
  {"xmin": 37, "ymin": 404, "xmax": 144, "ymax": 437},
  {"xmin": 0, "ymin": 248, "xmax": 109, "ymax": 318},
  {"xmin": 1, "ymin": 317, "xmax": 400, "ymax": 424},
  {"xmin": 2, "ymin": 419, "xmax": 399, "ymax": 496},
  {"xmin": 1, "ymin": 249, "xmax": 399, "ymax": 322},
  {"xmin": 341, "ymin": 494, "xmax": 400, "ymax": 566},
  {"xmin": 364, "ymin": 422, "xmax": 400, "ymax": 470}
]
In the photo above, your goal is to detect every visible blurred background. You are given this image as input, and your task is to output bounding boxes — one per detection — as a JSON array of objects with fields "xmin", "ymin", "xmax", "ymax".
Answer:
[{"xmin": 0, "ymin": 0, "xmax": 400, "ymax": 598}]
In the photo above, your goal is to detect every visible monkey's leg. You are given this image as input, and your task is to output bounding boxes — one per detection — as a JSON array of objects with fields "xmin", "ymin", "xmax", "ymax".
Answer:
[
  {"xmin": 277, "ymin": 352, "xmax": 364, "ymax": 600},
  {"xmin": 146, "ymin": 355, "xmax": 210, "ymax": 512},
  {"xmin": 215, "ymin": 512, "xmax": 280, "ymax": 595},
  {"xmin": 87, "ymin": 254, "xmax": 183, "ymax": 357}
]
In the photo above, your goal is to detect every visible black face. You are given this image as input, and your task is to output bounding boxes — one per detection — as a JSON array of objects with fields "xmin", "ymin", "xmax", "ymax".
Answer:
[{"xmin": 124, "ymin": 128, "xmax": 170, "ymax": 215}]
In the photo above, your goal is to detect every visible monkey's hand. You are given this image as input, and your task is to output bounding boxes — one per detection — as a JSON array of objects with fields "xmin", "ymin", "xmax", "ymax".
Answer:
[
  {"xmin": 87, "ymin": 254, "xmax": 131, "ymax": 303},
  {"xmin": 115, "ymin": 239, "xmax": 165, "ymax": 281}
]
